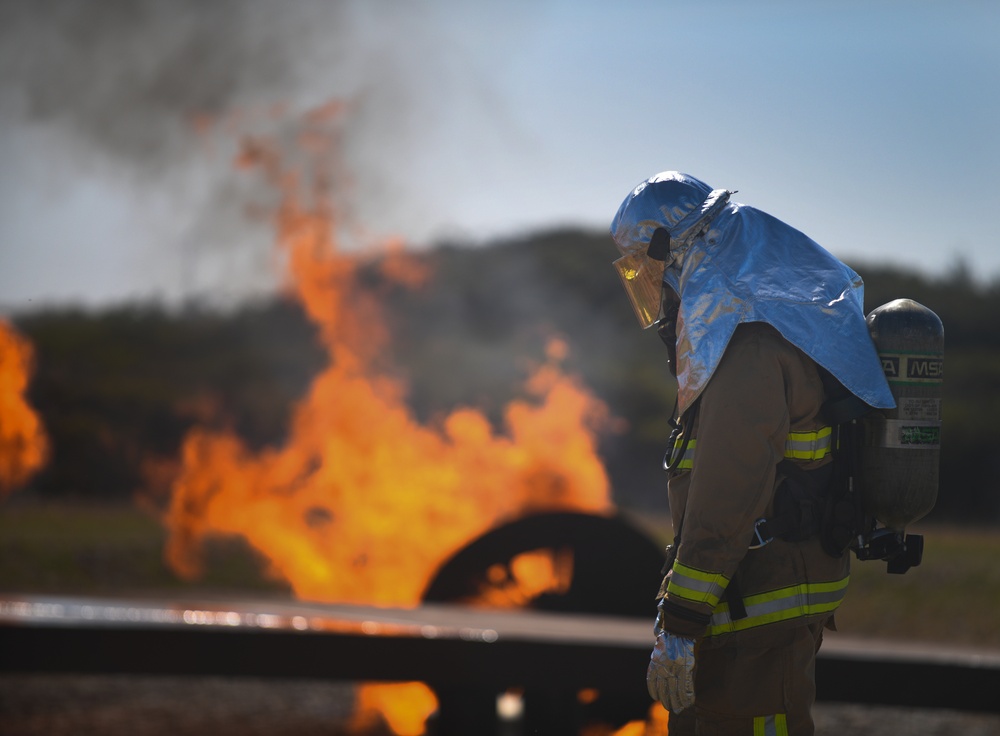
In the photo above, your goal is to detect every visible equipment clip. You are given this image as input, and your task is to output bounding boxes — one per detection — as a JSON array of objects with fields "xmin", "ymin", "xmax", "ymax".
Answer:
[{"xmin": 749, "ymin": 518, "xmax": 774, "ymax": 550}]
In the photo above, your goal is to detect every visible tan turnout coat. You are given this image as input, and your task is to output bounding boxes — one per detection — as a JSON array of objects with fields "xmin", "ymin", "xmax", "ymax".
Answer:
[{"xmin": 660, "ymin": 322, "xmax": 850, "ymax": 644}]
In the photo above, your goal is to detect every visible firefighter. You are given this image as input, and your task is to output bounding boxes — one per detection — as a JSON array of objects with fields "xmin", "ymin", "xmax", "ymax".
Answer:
[{"xmin": 610, "ymin": 172, "xmax": 895, "ymax": 735}]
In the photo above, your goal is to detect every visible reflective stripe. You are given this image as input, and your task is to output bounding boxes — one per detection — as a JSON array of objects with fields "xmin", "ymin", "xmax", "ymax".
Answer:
[
  {"xmin": 667, "ymin": 560, "xmax": 730, "ymax": 608},
  {"xmin": 784, "ymin": 426, "xmax": 833, "ymax": 461},
  {"xmin": 706, "ymin": 576, "xmax": 849, "ymax": 637},
  {"xmin": 670, "ymin": 426, "xmax": 832, "ymax": 470},
  {"xmin": 754, "ymin": 713, "xmax": 788, "ymax": 736},
  {"xmin": 671, "ymin": 438, "xmax": 696, "ymax": 470}
]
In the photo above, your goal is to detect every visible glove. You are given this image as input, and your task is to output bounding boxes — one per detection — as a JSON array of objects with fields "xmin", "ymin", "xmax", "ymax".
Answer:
[{"xmin": 646, "ymin": 610, "xmax": 696, "ymax": 713}]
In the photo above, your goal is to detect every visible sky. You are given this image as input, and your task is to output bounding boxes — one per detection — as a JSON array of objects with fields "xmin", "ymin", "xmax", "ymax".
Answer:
[{"xmin": 1, "ymin": 0, "xmax": 998, "ymax": 312}]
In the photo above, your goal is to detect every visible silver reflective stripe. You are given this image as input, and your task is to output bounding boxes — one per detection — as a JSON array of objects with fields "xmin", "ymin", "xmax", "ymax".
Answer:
[
  {"xmin": 668, "ymin": 562, "xmax": 729, "ymax": 607},
  {"xmin": 673, "ymin": 428, "xmax": 833, "ymax": 469},
  {"xmin": 669, "ymin": 440, "xmax": 696, "ymax": 470},
  {"xmin": 783, "ymin": 427, "xmax": 832, "ymax": 461},
  {"xmin": 753, "ymin": 713, "xmax": 788, "ymax": 736},
  {"xmin": 707, "ymin": 578, "xmax": 848, "ymax": 636}
]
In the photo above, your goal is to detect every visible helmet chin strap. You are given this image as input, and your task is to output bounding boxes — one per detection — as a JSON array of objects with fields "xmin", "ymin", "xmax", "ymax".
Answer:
[
  {"xmin": 649, "ymin": 228, "xmax": 676, "ymax": 376},
  {"xmin": 655, "ymin": 317, "xmax": 678, "ymax": 378},
  {"xmin": 655, "ymin": 283, "xmax": 680, "ymax": 378}
]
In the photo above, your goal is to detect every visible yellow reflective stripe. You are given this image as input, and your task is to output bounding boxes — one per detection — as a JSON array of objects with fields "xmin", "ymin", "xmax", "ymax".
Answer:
[
  {"xmin": 671, "ymin": 427, "xmax": 832, "ymax": 468},
  {"xmin": 784, "ymin": 426, "xmax": 833, "ymax": 461},
  {"xmin": 706, "ymin": 576, "xmax": 849, "ymax": 637},
  {"xmin": 667, "ymin": 560, "xmax": 730, "ymax": 607},
  {"xmin": 673, "ymin": 438, "xmax": 695, "ymax": 470},
  {"xmin": 754, "ymin": 713, "xmax": 788, "ymax": 736}
]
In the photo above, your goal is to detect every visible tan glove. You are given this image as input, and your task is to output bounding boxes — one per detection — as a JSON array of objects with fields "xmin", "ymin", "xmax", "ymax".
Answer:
[{"xmin": 646, "ymin": 608, "xmax": 696, "ymax": 713}]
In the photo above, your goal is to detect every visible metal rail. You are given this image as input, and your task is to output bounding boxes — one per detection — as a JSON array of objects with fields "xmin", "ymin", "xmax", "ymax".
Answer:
[{"xmin": 2, "ymin": 594, "xmax": 998, "ymax": 719}]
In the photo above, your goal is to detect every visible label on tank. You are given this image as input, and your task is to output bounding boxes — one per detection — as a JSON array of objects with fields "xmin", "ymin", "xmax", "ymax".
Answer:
[
  {"xmin": 899, "ymin": 397, "xmax": 941, "ymax": 421},
  {"xmin": 877, "ymin": 419, "xmax": 941, "ymax": 449},
  {"xmin": 879, "ymin": 353, "xmax": 943, "ymax": 384}
]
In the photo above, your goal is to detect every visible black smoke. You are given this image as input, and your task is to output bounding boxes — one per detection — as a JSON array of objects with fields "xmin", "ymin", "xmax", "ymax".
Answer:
[{"xmin": 0, "ymin": 0, "xmax": 337, "ymax": 169}]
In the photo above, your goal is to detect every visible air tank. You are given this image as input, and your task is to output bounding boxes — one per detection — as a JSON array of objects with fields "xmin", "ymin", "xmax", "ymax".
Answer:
[{"xmin": 861, "ymin": 299, "xmax": 944, "ymax": 530}]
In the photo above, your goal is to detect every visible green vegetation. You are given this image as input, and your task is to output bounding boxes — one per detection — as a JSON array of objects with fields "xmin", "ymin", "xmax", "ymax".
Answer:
[
  {"xmin": 835, "ymin": 524, "xmax": 1000, "ymax": 648},
  {"xmin": 0, "ymin": 501, "xmax": 287, "ymax": 596},
  {"xmin": 14, "ymin": 300, "xmax": 325, "ymax": 501},
  {"xmin": 12, "ymin": 228, "xmax": 996, "ymax": 520},
  {"xmin": 3, "ymin": 229, "xmax": 1000, "ymax": 638},
  {"xmin": 2, "ymin": 503, "xmax": 997, "ymax": 649}
]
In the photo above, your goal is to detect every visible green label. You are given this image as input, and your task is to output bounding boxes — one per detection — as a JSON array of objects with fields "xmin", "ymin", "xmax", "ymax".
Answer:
[
  {"xmin": 878, "ymin": 419, "xmax": 941, "ymax": 449},
  {"xmin": 900, "ymin": 425, "xmax": 941, "ymax": 445}
]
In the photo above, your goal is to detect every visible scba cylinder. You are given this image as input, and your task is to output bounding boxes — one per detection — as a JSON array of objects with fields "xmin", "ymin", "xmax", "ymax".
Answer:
[{"xmin": 861, "ymin": 299, "xmax": 944, "ymax": 530}]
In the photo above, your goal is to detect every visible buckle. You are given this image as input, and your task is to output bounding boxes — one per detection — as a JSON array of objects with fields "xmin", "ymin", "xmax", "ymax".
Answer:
[
  {"xmin": 749, "ymin": 518, "xmax": 773, "ymax": 550},
  {"xmin": 663, "ymin": 426, "xmax": 684, "ymax": 471}
]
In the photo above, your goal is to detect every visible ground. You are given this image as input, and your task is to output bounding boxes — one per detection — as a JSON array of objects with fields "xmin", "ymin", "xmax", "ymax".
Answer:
[{"xmin": 2, "ymin": 675, "xmax": 999, "ymax": 736}]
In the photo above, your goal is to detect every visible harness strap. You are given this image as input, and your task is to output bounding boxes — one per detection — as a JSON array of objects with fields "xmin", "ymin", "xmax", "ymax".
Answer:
[
  {"xmin": 751, "ymin": 460, "xmax": 833, "ymax": 550},
  {"xmin": 723, "ymin": 574, "xmax": 748, "ymax": 620}
]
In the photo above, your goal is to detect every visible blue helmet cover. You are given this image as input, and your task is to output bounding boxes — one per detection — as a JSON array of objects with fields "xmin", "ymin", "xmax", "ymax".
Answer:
[{"xmin": 611, "ymin": 171, "xmax": 895, "ymax": 413}]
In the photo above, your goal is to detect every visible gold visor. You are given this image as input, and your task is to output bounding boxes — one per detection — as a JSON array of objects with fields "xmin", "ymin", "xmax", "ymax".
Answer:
[{"xmin": 613, "ymin": 251, "xmax": 666, "ymax": 329}]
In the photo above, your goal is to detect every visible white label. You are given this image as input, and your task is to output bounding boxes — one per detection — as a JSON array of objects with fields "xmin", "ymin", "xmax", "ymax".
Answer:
[{"xmin": 899, "ymin": 397, "xmax": 941, "ymax": 422}]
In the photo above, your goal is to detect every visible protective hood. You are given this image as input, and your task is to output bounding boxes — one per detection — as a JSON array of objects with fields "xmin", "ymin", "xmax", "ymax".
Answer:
[{"xmin": 611, "ymin": 171, "xmax": 895, "ymax": 414}]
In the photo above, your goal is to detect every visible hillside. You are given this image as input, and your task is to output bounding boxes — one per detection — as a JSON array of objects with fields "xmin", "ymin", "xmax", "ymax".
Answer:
[{"xmin": 10, "ymin": 228, "xmax": 999, "ymax": 521}]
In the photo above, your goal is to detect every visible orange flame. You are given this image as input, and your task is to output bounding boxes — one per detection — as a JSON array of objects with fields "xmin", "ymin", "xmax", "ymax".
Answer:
[
  {"xmin": 0, "ymin": 319, "xmax": 48, "ymax": 497},
  {"xmin": 611, "ymin": 705, "xmax": 669, "ymax": 736},
  {"xmin": 350, "ymin": 682, "xmax": 439, "ymax": 736},
  {"xmin": 164, "ymin": 105, "xmax": 615, "ymax": 734},
  {"xmin": 471, "ymin": 548, "xmax": 574, "ymax": 608}
]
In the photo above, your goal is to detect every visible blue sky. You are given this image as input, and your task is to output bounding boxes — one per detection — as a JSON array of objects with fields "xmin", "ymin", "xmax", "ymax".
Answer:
[{"xmin": 1, "ymin": 0, "xmax": 997, "ymax": 311}]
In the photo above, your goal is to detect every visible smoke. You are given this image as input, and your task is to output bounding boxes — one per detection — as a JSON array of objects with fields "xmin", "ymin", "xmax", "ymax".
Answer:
[
  {"xmin": 0, "ymin": 0, "xmax": 515, "ymax": 191},
  {"xmin": 0, "ymin": 0, "xmax": 538, "ymax": 308},
  {"xmin": 0, "ymin": 0, "xmax": 330, "ymax": 171},
  {"xmin": 0, "ymin": 0, "xmax": 350, "ymax": 306}
]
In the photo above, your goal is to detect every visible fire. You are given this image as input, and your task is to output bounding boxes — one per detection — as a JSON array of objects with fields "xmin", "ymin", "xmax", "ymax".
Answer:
[
  {"xmin": 163, "ymin": 104, "xmax": 614, "ymax": 733},
  {"xmin": 472, "ymin": 548, "xmax": 574, "ymax": 608},
  {"xmin": 350, "ymin": 682, "xmax": 439, "ymax": 736},
  {"xmin": 608, "ymin": 706, "xmax": 669, "ymax": 736},
  {"xmin": 0, "ymin": 319, "xmax": 48, "ymax": 497}
]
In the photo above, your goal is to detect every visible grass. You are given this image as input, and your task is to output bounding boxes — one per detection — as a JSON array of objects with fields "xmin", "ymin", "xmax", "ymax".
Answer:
[
  {"xmin": 0, "ymin": 500, "xmax": 288, "ymax": 597},
  {"xmin": 2, "ymin": 501, "xmax": 999, "ymax": 650},
  {"xmin": 621, "ymin": 509, "xmax": 1000, "ymax": 650},
  {"xmin": 835, "ymin": 524, "xmax": 1000, "ymax": 648}
]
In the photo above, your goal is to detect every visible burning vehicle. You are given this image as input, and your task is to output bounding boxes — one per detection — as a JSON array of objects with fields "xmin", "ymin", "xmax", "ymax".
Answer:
[{"xmin": 153, "ymin": 105, "xmax": 664, "ymax": 734}]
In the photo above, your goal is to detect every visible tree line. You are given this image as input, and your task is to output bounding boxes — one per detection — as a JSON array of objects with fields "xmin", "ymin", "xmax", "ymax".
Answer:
[{"xmin": 10, "ymin": 228, "xmax": 1000, "ymax": 522}]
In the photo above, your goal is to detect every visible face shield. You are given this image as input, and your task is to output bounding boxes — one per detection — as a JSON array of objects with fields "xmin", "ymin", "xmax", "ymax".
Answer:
[{"xmin": 612, "ymin": 227, "xmax": 671, "ymax": 329}]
